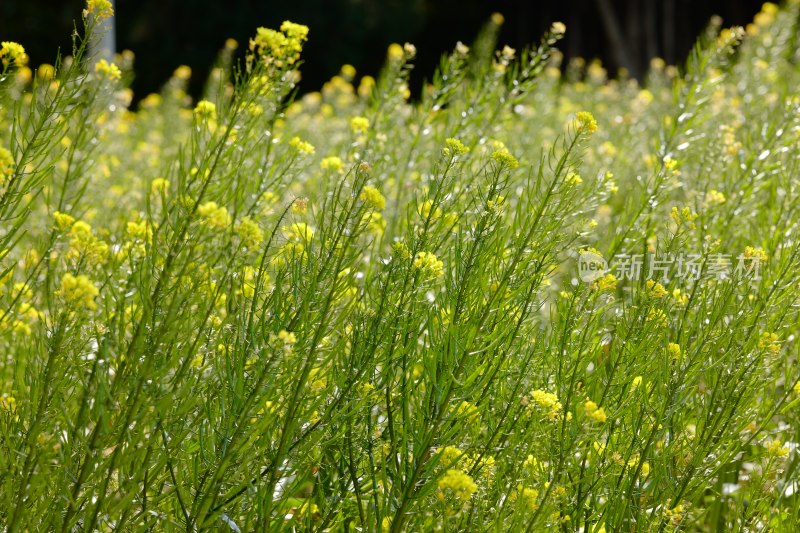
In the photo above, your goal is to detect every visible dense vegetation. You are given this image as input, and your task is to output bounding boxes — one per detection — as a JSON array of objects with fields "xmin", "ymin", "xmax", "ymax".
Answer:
[{"xmin": 1, "ymin": 1, "xmax": 800, "ymax": 530}]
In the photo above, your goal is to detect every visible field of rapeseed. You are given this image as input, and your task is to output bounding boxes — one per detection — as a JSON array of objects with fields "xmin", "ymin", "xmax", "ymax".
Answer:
[{"xmin": 2, "ymin": 1, "xmax": 800, "ymax": 530}]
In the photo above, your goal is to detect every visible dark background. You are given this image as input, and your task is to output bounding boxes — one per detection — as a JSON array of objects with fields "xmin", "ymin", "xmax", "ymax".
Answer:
[{"xmin": 1, "ymin": 0, "xmax": 767, "ymax": 102}]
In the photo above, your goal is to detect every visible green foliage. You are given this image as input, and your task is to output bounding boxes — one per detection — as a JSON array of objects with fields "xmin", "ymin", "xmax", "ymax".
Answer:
[{"xmin": 1, "ymin": 2, "xmax": 800, "ymax": 531}]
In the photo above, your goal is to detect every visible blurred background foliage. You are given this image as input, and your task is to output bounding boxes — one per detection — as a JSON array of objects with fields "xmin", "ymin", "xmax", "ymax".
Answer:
[{"xmin": 1, "ymin": 0, "xmax": 768, "ymax": 103}]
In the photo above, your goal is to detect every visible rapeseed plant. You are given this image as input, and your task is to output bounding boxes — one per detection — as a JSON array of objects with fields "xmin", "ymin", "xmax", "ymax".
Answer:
[{"xmin": 1, "ymin": 1, "xmax": 800, "ymax": 531}]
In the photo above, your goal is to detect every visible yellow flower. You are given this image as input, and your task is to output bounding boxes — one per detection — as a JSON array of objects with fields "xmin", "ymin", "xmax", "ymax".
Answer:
[
  {"xmin": 575, "ymin": 111, "xmax": 598, "ymax": 133},
  {"xmin": 277, "ymin": 329, "xmax": 296, "ymax": 345},
  {"xmin": 646, "ymin": 308, "xmax": 668, "ymax": 327},
  {"xmin": 320, "ymin": 156, "xmax": 345, "ymax": 173},
  {"xmin": 0, "ymin": 394, "xmax": 17, "ymax": 412},
  {"xmin": 387, "ymin": 43, "xmax": 405, "ymax": 61},
  {"xmin": 67, "ymin": 222, "xmax": 108, "ymax": 265},
  {"xmin": 0, "ymin": 42, "xmax": 28, "ymax": 68},
  {"xmin": 53, "ymin": 211, "xmax": 76, "ymax": 232},
  {"xmin": 392, "ymin": 241, "xmax": 412, "ymax": 260},
  {"xmin": 491, "ymin": 147, "xmax": 519, "ymax": 169},
  {"xmin": 357, "ymin": 381, "xmax": 375, "ymax": 396},
  {"xmin": 667, "ymin": 342, "xmax": 682, "ymax": 360},
  {"xmin": 358, "ymin": 75, "xmax": 375, "ymax": 97},
  {"xmin": 350, "ymin": 116, "xmax": 370, "ymax": 134},
  {"xmin": 0, "ymin": 146, "xmax": 14, "ymax": 183},
  {"xmin": 362, "ymin": 211, "xmax": 385, "ymax": 235},
  {"xmin": 469, "ymin": 454, "xmax": 495, "ymax": 480},
  {"xmin": 671, "ymin": 288, "xmax": 689, "ymax": 305},
  {"xmin": 499, "ymin": 45, "xmax": 516, "ymax": 63},
  {"xmin": 413, "ymin": 251, "xmax": 444, "ymax": 278},
  {"xmin": 251, "ymin": 28, "xmax": 288, "ymax": 57},
  {"xmin": 437, "ymin": 469, "xmax": 478, "ymax": 501},
  {"xmin": 670, "ymin": 206, "xmax": 698, "ymax": 229},
  {"xmin": 418, "ymin": 199, "xmax": 442, "ymax": 221},
  {"xmin": 140, "ymin": 93, "xmax": 162, "ymax": 109},
  {"xmin": 173, "ymin": 65, "xmax": 191, "ymax": 80},
  {"xmin": 126, "ymin": 220, "xmax": 153, "ymax": 242},
  {"xmin": 238, "ymin": 266, "xmax": 259, "ymax": 298},
  {"xmin": 663, "ymin": 501, "xmax": 686, "ymax": 524},
  {"xmin": 283, "ymin": 222, "xmax": 314, "ymax": 241},
  {"xmin": 308, "ymin": 367, "xmax": 327, "ymax": 393},
  {"xmin": 289, "ymin": 136, "xmax": 315, "ymax": 155},
  {"xmin": 705, "ymin": 189, "xmax": 726, "ymax": 205},
  {"xmin": 717, "ymin": 27, "xmax": 745, "ymax": 49},
  {"xmin": 604, "ymin": 171, "xmax": 618, "ymax": 193},
  {"xmin": 530, "ymin": 389, "xmax": 564, "ymax": 421},
  {"xmin": 84, "ymin": 0, "xmax": 114, "ymax": 21},
  {"xmin": 593, "ymin": 273, "xmax": 617, "ymax": 292},
  {"xmin": 234, "ymin": 217, "xmax": 264, "ymax": 248},
  {"xmin": 766, "ymin": 439, "xmax": 789, "ymax": 457},
  {"xmin": 359, "ymin": 185, "xmax": 386, "ymax": 210},
  {"xmin": 12, "ymin": 282, "xmax": 32, "ymax": 300},
  {"xmin": 520, "ymin": 487, "xmax": 539, "ymax": 512},
  {"xmin": 250, "ymin": 22, "xmax": 308, "ymax": 64},
  {"xmin": 436, "ymin": 445, "xmax": 465, "ymax": 468},
  {"xmin": 758, "ymin": 332, "xmax": 780, "ymax": 356},
  {"xmin": 453, "ymin": 400, "xmax": 480, "ymax": 424},
  {"xmin": 646, "ymin": 279, "xmax": 667, "ymax": 298},
  {"xmin": 194, "ymin": 100, "xmax": 217, "ymax": 122},
  {"xmin": 444, "ymin": 138, "xmax": 470, "ymax": 156},
  {"xmin": 565, "ymin": 172, "xmax": 583, "ymax": 185},
  {"xmin": 584, "ymin": 400, "xmax": 607, "ymax": 423},
  {"xmin": 663, "ymin": 156, "xmax": 679, "ymax": 174},
  {"xmin": 295, "ymin": 501, "xmax": 319, "ymax": 520},
  {"xmin": 743, "ymin": 246, "xmax": 768, "ymax": 262},
  {"xmin": 71, "ymin": 220, "xmax": 92, "ymax": 238},
  {"xmin": 197, "ymin": 201, "xmax": 231, "ymax": 229},
  {"xmin": 291, "ymin": 197, "xmax": 308, "ymax": 214},
  {"xmin": 59, "ymin": 273, "xmax": 100, "ymax": 310},
  {"xmin": 150, "ymin": 178, "xmax": 170, "ymax": 195},
  {"xmin": 580, "ymin": 247, "xmax": 603, "ymax": 258},
  {"xmin": 280, "ymin": 21, "xmax": 309, "ymax": 45},
  {"xmin": 94, "ymin": 59, "xmax": 121, "ymax": 80},
  {"xmin": 340, "ymin": 63, "xmax": 356, "ymax": 80}
]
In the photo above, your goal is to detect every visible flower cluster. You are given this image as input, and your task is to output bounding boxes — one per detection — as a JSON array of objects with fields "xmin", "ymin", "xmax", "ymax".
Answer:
[
  {"xmin": 437, "ymin": 469, "xmax": 478, "ymax": 501},
  {"xmin": 58, "ymin": 273, "xmax": 99, "ymax": 310},
  {"xmin": 528, "ymin": 389, "xmax": 566, "ymax": 421},
  {"xmin": 197, "ymin": 201, "xmax": 232, "ymax": 229},
  {"xmin": 575, "ymin": 111, "xmax": 598, "ymax": 133},
  {"xmin": 250, "ymin": 21, "xmax": 309, "ymax": 67},
  {"xmin": 584, "ymin": 400, "xmax": 607, "ymax": 423},
  {"xmin": 413, "ymin": 251, "xmax": 445, "ymax": 278},
  {"xmin": 194, "ymin": 100, "xmax": 217, "ymax": 122},
  {"xmin": 443, "ymin": 138, "xmax": 470, "ymax": 157},
  {"xmin": 489, "ymin": 140, "xmax": 519, "ymax": 169},
  {"xmin": 84, "ymin": 0, "xmax": 114, "ymax": 21},
  {"xmin": 359, "ymin": 185, "xmax": 386, "ymax": 210},
  {"xmin": 0, "ymin": 146, "xmax": 14, "ymax": 185},
  {"xmin": 94, "ymin": 59, "xmax": 121, "ymax": 80},
  {"xmin": 0, "ymin": 42, "xmax": 27, "ymax": 69}
]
